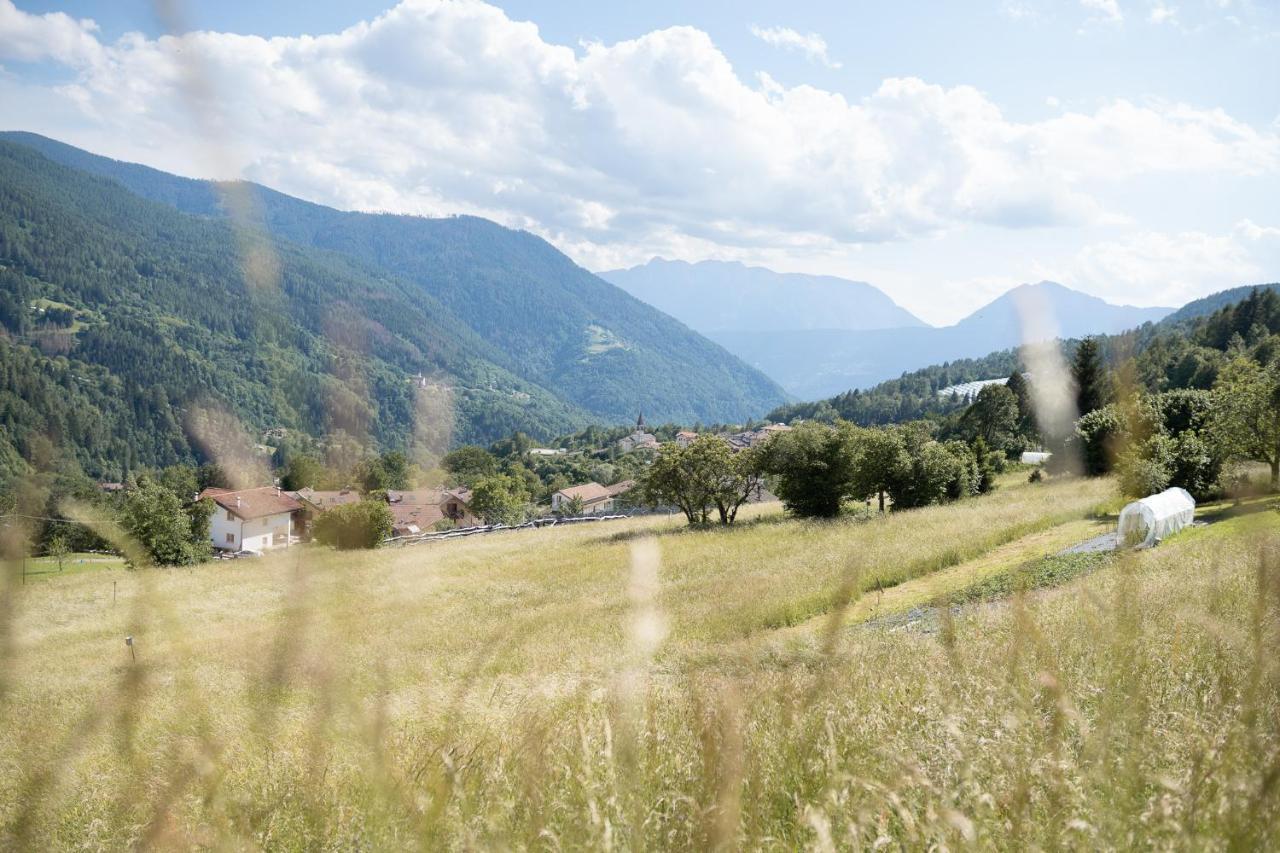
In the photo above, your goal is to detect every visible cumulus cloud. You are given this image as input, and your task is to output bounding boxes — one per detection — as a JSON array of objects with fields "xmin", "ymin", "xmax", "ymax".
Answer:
[
  {"xmin": 0, "ymin": 0, "xmax": 1277, "ymax": 274},
  {"xmin": 1067, "ymin": 221, "xmax": 1280, "ymax": 305},
  {"xmin": 0, "ymin": 0, "xmax": 102, "ymax": 65},
  {"xmin": 749, "ymin": 24, "xmax": 842, "ymax": 68}
]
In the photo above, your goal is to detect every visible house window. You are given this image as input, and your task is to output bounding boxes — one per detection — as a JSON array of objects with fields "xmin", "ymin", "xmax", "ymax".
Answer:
[
  {"xmin": 225, "ymin": 533, "xmax": 234, "ymax": 544},
  {"xmin": 226, "ymin": 510, "xmax": 234, "ymax": 522}
]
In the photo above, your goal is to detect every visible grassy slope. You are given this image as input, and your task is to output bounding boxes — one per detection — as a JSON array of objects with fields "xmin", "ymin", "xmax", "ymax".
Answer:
[{"xmin": 1, "ymin": 478, "xmax": 1277, "ymax": 848}]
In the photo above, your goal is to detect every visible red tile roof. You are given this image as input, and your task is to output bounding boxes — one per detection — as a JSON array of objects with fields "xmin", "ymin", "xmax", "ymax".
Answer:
[
  {"xmin": 389, "ymin": 503, "xmax": 444, "ymax": 532},
  {"xmin": 290, "ymin": 488, "xmax": 362, "ymax": 510},
  {"xmin": 199, "ymin": 486, "xmax": 302, "ymax": 520},
  {"xmin": 556, "ymin": 483, "xmax": 613, "ymax": 504}
]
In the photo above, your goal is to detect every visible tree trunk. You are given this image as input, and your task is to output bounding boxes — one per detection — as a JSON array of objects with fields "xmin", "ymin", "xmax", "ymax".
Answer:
[
  {"xmin": 1271, "ymin": 458, "xmax": 1279, "ymax": 493},
  {"xmin": 878, "ymin": 489, "xmax": 886, "ymax": 513}
]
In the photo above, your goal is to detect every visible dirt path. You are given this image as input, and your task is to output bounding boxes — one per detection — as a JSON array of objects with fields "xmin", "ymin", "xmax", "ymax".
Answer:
[{"xmin": 774, "ymin": 516, "xmax": 1113, "ymax": 643}]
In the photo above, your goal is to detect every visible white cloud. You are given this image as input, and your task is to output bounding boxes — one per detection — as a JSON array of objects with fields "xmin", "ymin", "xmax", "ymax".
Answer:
[
  {"xmin": 1148, "ymin": 2, "xmax": 1178, "ymax": 25},
  {"xmin": 0, "ymin": 0, "xmax": 102, "ymax": 66},
  {"xmin": 0, "ymin": 0, "xmax": 1276, "ymax": 278},
  {"xmin": 749, "ymin": 24, "xmax": 842, "ymax": 69},
  {"xmin": 1081, "ymin": 0, "xmax": 1124, "ymax": 24},
  {"xmin": 1066, "ymin": 221, "xmax": 1280, "ymax": 305}
]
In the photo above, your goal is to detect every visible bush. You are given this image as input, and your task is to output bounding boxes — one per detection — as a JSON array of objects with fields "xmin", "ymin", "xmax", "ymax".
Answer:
[
  {"xmin": 314, "ymin": 500, "xmax": 393, "ymax": 549},
  {"xmin": 1116, "ymin": 436, "xmax": 1174, "ymax": 498},
  {"xmin": 759, "ymin": 422, "xmax": 860, "ymax": 518}
]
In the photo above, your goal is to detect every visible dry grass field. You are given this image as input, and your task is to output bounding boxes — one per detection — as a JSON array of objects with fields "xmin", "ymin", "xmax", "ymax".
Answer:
[{"xmin": 1, "ymin": 473, "xmax": 1277, "ymax": 849}]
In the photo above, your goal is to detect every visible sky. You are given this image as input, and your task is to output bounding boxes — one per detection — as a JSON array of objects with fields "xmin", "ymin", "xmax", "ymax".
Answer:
[{"xmin": 2, "ymin": 0, "xmax": 1278, "ymax": 325}]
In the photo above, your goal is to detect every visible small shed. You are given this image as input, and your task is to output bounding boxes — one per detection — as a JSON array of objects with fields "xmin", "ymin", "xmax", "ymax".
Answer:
[{"xmin": 1117, "ymin": 487, "xmax": 1195, "ymax": 548}]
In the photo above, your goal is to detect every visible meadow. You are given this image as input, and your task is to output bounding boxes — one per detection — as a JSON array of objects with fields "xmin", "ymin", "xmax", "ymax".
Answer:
[{"xmin": 1, "ymin": 473, "xmax": 1277, "ymax": 849}]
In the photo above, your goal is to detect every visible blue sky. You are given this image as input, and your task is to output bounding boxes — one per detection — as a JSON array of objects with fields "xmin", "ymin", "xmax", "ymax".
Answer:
[{"xmin": 3, "ymin": 0, "xmax": 1278, "ymax": 324}]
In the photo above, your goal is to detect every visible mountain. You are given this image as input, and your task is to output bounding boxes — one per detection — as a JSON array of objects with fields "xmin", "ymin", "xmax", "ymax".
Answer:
[
  {"xmin": 709, "ymin": 281, "xmax": 1173, "ymax": 399},
  {"xmin": 1, "ymin": 132, "xmax": 787, "ymax": 430},
  {"xmin": 767, "ymin": 282, "xmax": 1279, "ymax": 429},
  {"xmin": 1158, "ymin": 283, "xmax": 1280, "ymax": 328},
  {"xmin": 599, "ymin": 259, "xmax": 925, "ymax": 332},
  {"xmin": 0, "ymin": 137, "xmax": 785, "ymax": 479}
]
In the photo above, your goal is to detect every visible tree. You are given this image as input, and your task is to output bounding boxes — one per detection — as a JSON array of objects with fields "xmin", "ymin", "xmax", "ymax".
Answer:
[
  {"xmin": 358, "ymin": 451, "xmax": 411, "ymax": 492},
  {"xmin": 712, "ymin": 446, "xmax": 766, "ymax": 525},
  {"xmin": 442, "ymin": 445, "xmax": 498, "ymax": 484},
  {"xmin": 314, "ymin": 500, "xmax": 393, "ymax": 549},
  {"xmin": 640, "ymin": 436, "xmax": 727, "ymax": 525},
  {"xmin": 1212, "ymin": 357, "xmax": 1280, "ymax": 491},
  {"xmin": 280, "ymin": 455, "xmax": 323, "ymax": 491},
  {"xmin": 759, "ymin": 422, "xmax": 860, "ymax": 518},
  {"xmin": 963, "ymin": 384, "xmax": 1019, "ymax": 452},
  {"xmin": 468, "ymin": 474, "xmax": 531, "ymax": 525},
  {"xmin": 1005, "ymin": 370, "xmax": 1036, "ymax": 439},
  {"xmin": 45, "ymin": 532, "xmax": 70, "ymax": 572},
  {"xmin": 563, "ymin": 494, "xmax": 586, "ymax": 517},
  {"xmin": 1072, "ymin": 337, "xmax": 1109, "ymax": 418},
  {"xmin": 852, "ymin": 426, "xmax": 908, "ymax": 513},
  {"xmin": 118, "ymin": 479, "xmax": 212, "ymax": 566}
]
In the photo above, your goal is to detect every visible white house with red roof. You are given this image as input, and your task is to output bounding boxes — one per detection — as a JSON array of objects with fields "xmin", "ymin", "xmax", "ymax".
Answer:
[{"xmin": 200, "ymin": 486, "xmax": 302, "ymax": 553}]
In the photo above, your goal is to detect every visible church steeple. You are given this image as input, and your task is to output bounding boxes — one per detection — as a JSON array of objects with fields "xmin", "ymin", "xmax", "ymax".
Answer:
[{"xmin": 636, "ymin": 411, "xmax": 646, "ymax": 430}]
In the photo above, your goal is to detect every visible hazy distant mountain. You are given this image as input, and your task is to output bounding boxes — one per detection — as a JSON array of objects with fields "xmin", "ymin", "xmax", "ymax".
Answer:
[
  {"xmin": 599, "ymin": 259, "xmax": 925, "ymax": 333},
  {"xmin": 710, "ymin": 281, "xmax": 1174, "ymax": 399}
]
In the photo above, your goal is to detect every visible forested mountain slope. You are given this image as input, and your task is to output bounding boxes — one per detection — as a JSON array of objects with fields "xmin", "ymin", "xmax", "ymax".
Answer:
[
  {"xmin": 2, "ymin": 132, "xmax": 787, "ymax": 425},
  {"xmin": 0, "ymin": 140, "xmax": 593, "ymax": 477}
]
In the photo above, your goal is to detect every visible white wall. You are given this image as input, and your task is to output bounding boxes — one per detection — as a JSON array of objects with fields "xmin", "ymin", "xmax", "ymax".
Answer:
[{"xmin": 210, "ymin": 508, "xmax": 294, "ymax": 552}]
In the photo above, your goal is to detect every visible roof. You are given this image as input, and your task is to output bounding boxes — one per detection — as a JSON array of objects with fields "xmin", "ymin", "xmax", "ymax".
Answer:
[
  {"xmin": 290, "ymin": 488, "xmax": 362, "ymax": 510},
  {"xmin": 675, "ymin": 430, "xmax": 698, "ymax": 438},
  {"xmin": 606, "ymin": 480, "xmax": 636, "ymax": 497},
  {"xmin": 200, "ymin": 486, "xmax": 302, "ymax": 520},
  {"xmin": 556, "ymin": 482, "xmax": 613, "ymax": 503},
  {"xmin": 389, "ymin": 502, "xmax": 444, "ymax": 530}
]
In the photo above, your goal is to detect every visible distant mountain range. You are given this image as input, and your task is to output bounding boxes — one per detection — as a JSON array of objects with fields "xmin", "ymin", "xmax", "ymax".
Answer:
[
  {"xmin": 0, "ymin": 133, "xmax": 788, "ymax": 477},
  {"xmin": 604, "ymin": 257, "xmax": 1174, "ymax": 399},
  {"xmin": 600, "ymin": 259, "xmax": 925, "ymax": 332}
]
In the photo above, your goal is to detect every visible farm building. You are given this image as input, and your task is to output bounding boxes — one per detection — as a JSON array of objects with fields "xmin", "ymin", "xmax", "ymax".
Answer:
[
  {"xmin": 551, "ymin": 481, "xmax": 635, "ymax": 515},
  {"xmin": 201, "ymin": 486, "xmax": 302, "ymax": 553}
]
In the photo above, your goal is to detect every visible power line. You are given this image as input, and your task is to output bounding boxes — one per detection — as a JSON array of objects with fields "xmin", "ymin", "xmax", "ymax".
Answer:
[{"xmin": 0, "ymin": 513, "xmax": 122, "ymax": 526}]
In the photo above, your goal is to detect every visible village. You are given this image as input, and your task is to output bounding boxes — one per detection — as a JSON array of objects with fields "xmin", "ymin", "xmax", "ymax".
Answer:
[{"xmin": 93, "ymin": 415, "xmax": 799, "ymax": 558}]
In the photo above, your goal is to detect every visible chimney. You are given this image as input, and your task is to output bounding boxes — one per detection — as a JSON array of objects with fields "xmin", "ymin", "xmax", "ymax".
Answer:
[
  {"xmin": 275, "ymin": 486, "xmax": 280, "ymax": 497},
  {"xmin": 236, "ymin": 496, "xmax": 242, "ymax": 508}
]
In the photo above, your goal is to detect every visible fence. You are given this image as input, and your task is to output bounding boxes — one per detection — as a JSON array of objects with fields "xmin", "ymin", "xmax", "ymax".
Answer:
[{"xmin": 383, "ymin": 513, "xmax": 635, "ymax": 547}]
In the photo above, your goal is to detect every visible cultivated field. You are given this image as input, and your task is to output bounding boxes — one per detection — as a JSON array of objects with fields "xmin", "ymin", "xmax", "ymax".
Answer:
[{"xmin": 2, "ymin": 474, "xmax": 1278, "ymax": 849}]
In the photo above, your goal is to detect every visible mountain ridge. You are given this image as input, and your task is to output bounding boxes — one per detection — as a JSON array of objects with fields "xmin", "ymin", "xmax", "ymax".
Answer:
[
  {"xmin": 707, "ymin": 279, "xmax": 1172, "ymax": 398},
  {"xmin": 600, "ymin": 258, "xmax": 925, "ymax": 333},
  {"xmin": 0, "ymin": 131, "xmax": 788, "ymax": 427}
]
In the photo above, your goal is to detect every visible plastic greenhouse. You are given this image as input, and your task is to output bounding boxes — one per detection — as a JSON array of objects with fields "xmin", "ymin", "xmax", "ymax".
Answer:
[{"xmin": 1117, "ymin": 487, "xmax": 1195, "ymax": 549}]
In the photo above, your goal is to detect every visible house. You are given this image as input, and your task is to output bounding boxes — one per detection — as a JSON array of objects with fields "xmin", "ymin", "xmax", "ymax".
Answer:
[
  {"xmin": 200, "ymin": 486, "xmax": 302, "ymax": 553},
  {"xmin": 287, "ymin": 487, "xmax": 362, "ymax": 539},
  {"xmin": 97, "ymin": 481, "xmax": 125, "ymax": 494},
  {"xmin": 529, "ymin": 447, "xmax": 567, "ymax": 456},
  {"xmin": 722, "ymin": 423, "xmax": 792, "ymax": 452},
  {"xmin": 552, "ymin": 480, "xmax": 635, "ymax": 515},
  {"xmin": 618, "ymin": 412, "xmax": 658, "ymax": 453},
  {"xmin": 674, "ymin": 430, "xmax": 699, "ymax": 448},
  {"xmin": 385, "ymin": 487, "xmax": 480, "ymax": 534},
  {"xmin": 389, "ymin": 502, "xmax": 445, "ymax": 537}
]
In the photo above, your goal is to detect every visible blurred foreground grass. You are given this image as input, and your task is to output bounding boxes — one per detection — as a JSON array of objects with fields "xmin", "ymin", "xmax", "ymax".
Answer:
[{"xmin": 1, "ymin": 475, "xmax": 1277, "ymax": 849}]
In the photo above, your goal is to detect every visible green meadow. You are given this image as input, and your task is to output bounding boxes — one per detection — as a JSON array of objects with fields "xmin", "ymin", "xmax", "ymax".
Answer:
[{"xmin": 1, "ymin": 473, "xmax": 1277, "ymax": 849}]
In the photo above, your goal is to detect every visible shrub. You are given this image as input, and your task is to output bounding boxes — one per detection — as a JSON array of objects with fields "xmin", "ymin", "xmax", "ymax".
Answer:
[
  {"xmin": 314, "ymin": 500, "xmax": 393, "ymax": 549},
  {"xmin": 759, "ymin": 422, "xmax": 860, "ymax": 518}
]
